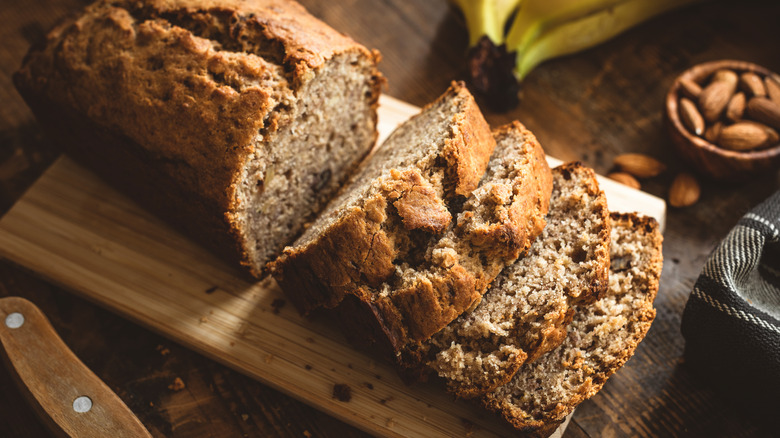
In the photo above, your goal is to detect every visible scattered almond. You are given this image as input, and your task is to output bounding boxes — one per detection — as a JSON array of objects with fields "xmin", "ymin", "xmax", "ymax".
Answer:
[
  {"xmin": 718, "ymin": 121, "xmax": 778, "ymax": 151},
  {"xmin": 607, "ymin": 172, "xmax": 641, "ymax": 189},
  {"xmin": 613, "ymin": 153, "xmax": 666, "ymax": 178},
  {"xmin": 766, "ymin": 76, "xmax": 780, "ymax": 104},
  {"xmin": 739, "ymin": 72, "xmax": 766, "ymax": 97},
  {"xmin": 746, "ymin": 96, "xmax": 780, "ymax": 131},
  {"xmin": 725, "ymin": 92, "xmax": 746, "ymax": 122},
  {"xmin": 668, "ymin": 173, "xmax": 700, "ymax": 208},
  {"xmin": 680, "ymin": 97, "xmax": 705, "ymax": 135},
  {"xmin": 679, "ymin": 77, "xmax": 702, "ymax": 99}
]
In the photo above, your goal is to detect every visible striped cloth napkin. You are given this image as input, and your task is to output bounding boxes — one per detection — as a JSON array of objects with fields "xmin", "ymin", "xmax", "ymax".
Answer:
[{"xmin": 681, "ymin": 190, "xmax": 780, "ymax": 413}]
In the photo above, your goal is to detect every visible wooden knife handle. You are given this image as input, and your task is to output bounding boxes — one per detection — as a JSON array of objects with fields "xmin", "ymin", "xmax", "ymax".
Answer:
[{"xmin": 0, "ymin": 296, "xmax": 152, "ymax": 438}]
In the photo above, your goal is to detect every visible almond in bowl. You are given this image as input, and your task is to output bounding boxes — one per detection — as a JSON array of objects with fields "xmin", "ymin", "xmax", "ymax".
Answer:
[{"xmin": 666, "ymin": 60, "xmax": 780, "ymax": 180}]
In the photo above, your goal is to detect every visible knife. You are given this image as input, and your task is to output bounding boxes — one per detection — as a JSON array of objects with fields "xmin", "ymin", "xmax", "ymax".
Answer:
[{"xmin": 0, "ymin": 296, "xmax": 152, "ymax": 437}]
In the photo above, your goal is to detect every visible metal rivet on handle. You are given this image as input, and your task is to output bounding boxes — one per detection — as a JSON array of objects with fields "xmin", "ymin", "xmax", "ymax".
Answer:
[
  {"xmin": 73, "ymin": 396, "xmax": 93, "ymax": 413},
  {"xmin": 5, "ymin": 312, "xmax": 24, "ymax": 329}
]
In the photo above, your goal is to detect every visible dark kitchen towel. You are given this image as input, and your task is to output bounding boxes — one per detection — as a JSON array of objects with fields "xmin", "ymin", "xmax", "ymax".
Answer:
[{"xmin": 681, "ymin": 190, "xmax": 780, "ymax": 409}]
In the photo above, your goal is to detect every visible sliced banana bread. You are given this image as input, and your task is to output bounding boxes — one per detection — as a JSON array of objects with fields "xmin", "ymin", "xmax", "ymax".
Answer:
[
  {"xmin": 482, "ymin": 213, "xmax": 663, "ymax": 437},
  {"xmin": 270, "ymin": 100, "xmax": 552, "ymax": 357},
  {"xmin": 414, "ymin": 162, "xmax": 610, "ymax": 399},
  {"xmin": 14, "ymin": 0, "xmax": 383, "ymax": 277}
]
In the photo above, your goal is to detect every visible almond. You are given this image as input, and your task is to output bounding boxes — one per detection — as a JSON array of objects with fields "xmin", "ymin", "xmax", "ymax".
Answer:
[
  {"xmin": 669, "ymin": 172, "xmax": 700, "ymax": 208},
  {"xmin": 712, "ymin": 69, "xmax": 739, "ymax": 86},
  {"xmin": 739, "ymin": 72, "xmax": 766, "ymax": 97},
  {"xmin": 679, "ymin": 77, "xmax": 702, "ymax": 100},
  {"xmin": 718, "ymin": 121, "xmax": 778, "ymax": 151},
  {"xmin": 679, "ymin": 97, "xmax": 705, "ymax": 136},
  {"xmin": 725, "ymin": 92, "xmax": 746, "ymax": 122},
  {"xmin": 766, "ymin": 75, "xmax": 780, "ymax": 105},
  {"xmin": 613, "ymin": 153, "xmax": 666, "ymax": 178},
  {"xmin": 746, "ymin": 96, "xmax": 780, "ymax": 130},
  {"xmin": 607, "ymin": 172, "xmax": 641, "ymax": 190},
  {"xmin": 699, "ymin": 72, "xmax": 737, "ymax": 122},
  {"xmin": 704, "ymin": 121, "xmax": 723, "ymax": 143}
]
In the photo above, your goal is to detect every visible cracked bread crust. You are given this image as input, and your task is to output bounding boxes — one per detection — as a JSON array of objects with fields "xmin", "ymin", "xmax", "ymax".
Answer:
[
  {"xmin": 481, "ymin": 212, "xmax": 663, "ymax": 437},
  {"xmin": 14, "ymin": 0, "xmax": 382, "ymax": 277},
  {"xmin": 269, "ymin": 83, "xmax": 497, "ymax": 314},
  {"xmin": 271, "ymin": 107, "xmax": 552, "ymax": 358},
  {"xmin": 415, "ymin": 162, "xmax": 610, "ymax": 399}
]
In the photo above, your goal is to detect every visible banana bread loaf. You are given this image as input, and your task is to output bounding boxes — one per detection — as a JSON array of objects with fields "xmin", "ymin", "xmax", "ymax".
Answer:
[
  {"xmin": 482, "ymin": 212, "xmax": 663, "ymax": 437},
  {"xmin": 14, "ymin": 0, "xmax": 383, "ymax": 277},
  {"xmin": 270, "ymin": 87, "xmax": 553, "ymax": 357},
  {"xmin": 413, "ymin": 162, "xmax": 610, "ymax": 398}
]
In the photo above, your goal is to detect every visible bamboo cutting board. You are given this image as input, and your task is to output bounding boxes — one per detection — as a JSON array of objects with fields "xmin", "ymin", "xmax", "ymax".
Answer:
[{"xmin": 0, "ymin": 96, "xmax": 665, "ymax": 437}]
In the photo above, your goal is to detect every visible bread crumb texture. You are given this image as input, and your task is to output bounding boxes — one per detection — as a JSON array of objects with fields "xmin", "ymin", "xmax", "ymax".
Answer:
[
  {"xmin": 421, "ymin": 162, "xmax": 610, "ymax": 399},
  {"xmin": 481, "ymin": 212, "xmax": 662, "ymax": 436},
  {"xmin": 271, "ymin": 85, "xmax": 552, "ymax": 358}
]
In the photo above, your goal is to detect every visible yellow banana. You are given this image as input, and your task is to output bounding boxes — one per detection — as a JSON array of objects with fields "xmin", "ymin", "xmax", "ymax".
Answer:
[
  {"xmin": 448, "ymin": 0, "xmax": 707, "ymax": 110},
  {"xmin": 505, "ymin": 0, "xmax": 630, "ymax": 59},
  {"xmin": 450, "ymin": 0, "xmax": 522, "ymax": 46},
  {"xmin": 512, "ymin": 0, "xmax": 705, "ymax": 80}
]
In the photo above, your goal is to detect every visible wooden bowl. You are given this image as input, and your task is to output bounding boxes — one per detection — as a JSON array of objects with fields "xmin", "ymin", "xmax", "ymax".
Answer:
[{"xmin": 665, "ymin": 60, "xmax": 780, "ymax": 180}]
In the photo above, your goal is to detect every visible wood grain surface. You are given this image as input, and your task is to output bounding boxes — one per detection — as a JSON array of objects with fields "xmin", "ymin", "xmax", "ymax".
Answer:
[
  {"xmin": 0, "ymin": 96, "xmax": 662, "ymax": 437},
  {"xmin": 1, "ymin": 0, "xmax": 779, "ymax": 437}
]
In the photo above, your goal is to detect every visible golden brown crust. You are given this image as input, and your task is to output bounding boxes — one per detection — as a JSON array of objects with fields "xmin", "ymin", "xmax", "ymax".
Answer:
[
  {"xmin": 480, "ymin": 122, "xmax": 553, "ymax": 261},
  {"xmin": 272, "ymin": 113, "xmax": 553, "ymax": 360},
  {"xmin": 443, "ymin": 81, "xmax": 497, "ymax": 196},
  {"xmin": 271, "ymin": 83, "xmax": 496, "ymax": 314},
  {"xmin": 14, "ymin": 0, "xmax": 382, "ymax": 277},
  {"xmin": 144, "ymin": 0, "xmax": 365, "ymax": 75}
]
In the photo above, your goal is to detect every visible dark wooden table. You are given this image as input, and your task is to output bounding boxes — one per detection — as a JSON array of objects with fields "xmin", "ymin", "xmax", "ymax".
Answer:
[{"xmin": 1, "ymin": 0, "xmax": 778, "ymax": 436}]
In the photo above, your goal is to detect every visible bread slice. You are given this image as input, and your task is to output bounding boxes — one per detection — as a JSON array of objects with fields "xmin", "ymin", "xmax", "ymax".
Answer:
[
  {"xmin": 481, "ymin": 212, "xmax": 663, "ymax": 437},
  {"xmin": 13, "ymin": 0, "xmax": 382, "ymax": 277},
  {"xmin": 270, "ymin": 94, "xmax": 552, "ymax": 357},
  {"xmin": 413, "ymin": 162, "xmax": 610, "ymax": 398}
]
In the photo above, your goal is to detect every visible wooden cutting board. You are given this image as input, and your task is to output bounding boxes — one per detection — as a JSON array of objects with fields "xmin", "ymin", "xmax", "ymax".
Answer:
[{"xmin": 0, "ymin": 96, "xmax": 665, "ymax": 437}]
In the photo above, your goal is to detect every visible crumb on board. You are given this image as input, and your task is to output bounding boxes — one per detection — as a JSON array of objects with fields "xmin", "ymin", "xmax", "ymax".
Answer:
[
  {"xmin": 363, "ymin": 382, "xmax": 374, "ymax": 390},
  {"xmin": 168, "ymin": 377, "xmax": 185, "ymax": 391},
  {"xmin": 271, "ymin": 298, "xmax": 286, "ymax": 314},
  {"xmin": 462, "ymin": 418, "xmax": 476, "ymax": 436},
  {"xmin": 241, "ymin": 414, "xmax": 249, "ymax": 421},
  {"xmin": 304, "ymin": 364, "xmax": 312, "ymax": 370},
  {"xmin": 200, "ymin": 316, "xmax": 208, "ymax": 324},
  {"xmin": 264, "ymin": 354, "xmax": 274, "ymax": 364},
  {"xmin": 332, "ymin": 383, "xmax": 352, "ymax": 402},
  {"xmin": 156, "ymin": 345, "xmax": 170, "ymax": 356},
  {"xmin": 303, "ymin": 431, "xmax": 312, "ymax": 438},
  {"xmin": 205, "ymin": 286, "xmax": 218, "ymax": 294}
]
